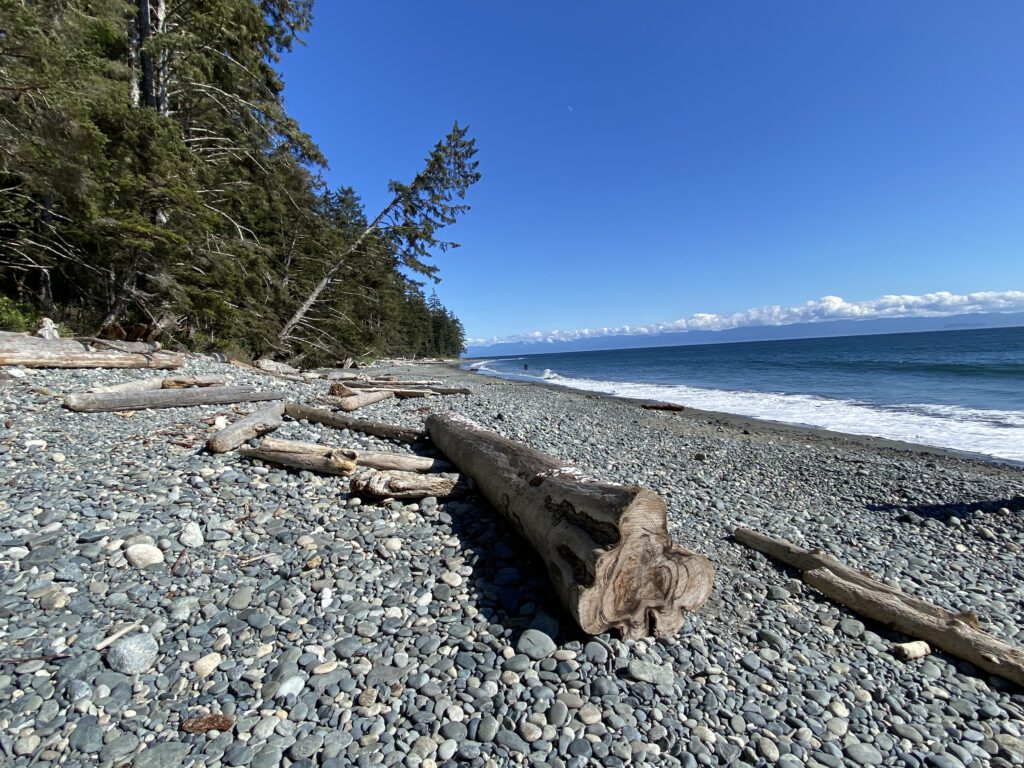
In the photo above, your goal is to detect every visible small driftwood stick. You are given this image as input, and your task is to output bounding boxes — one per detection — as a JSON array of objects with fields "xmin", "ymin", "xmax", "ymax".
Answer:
[
  {"xmin": 64, "ymin": 386, "xmax": 286, "ymax": 413},
  {"xmin": 640, "ymin": 402, "xmax": 684, "ymax": 412},
  {"xmin": 284, "ymin": 403, "xmax": 425, "ymax": 444},
  {"xmin": 733, "ymin": 527, "xmax": 1024, "ymax": 686},
  {"xmin": 338, "ymin": 448, "xmax": 452, "ymax": 473},
  {"xmin": 239, "ymin": 437, "xmax": 357, "ymax": 475},
  {"xmin": 333, "ymin": 390, "xmax": 395, "ymax": 412},
  {"xmin": 207, "ymin": 403, "xmax": 285, "ymax": 453},
  {"xmin": 426, "ymin": 412, "xmax": 714, "ymax": 639},
  {"xmin": 350, "ymin": 468, "xmax": 463, "ymax": 499},
  {"xmin": 892, "ymin": 640, "xmax": 932, "ymax": 661}
]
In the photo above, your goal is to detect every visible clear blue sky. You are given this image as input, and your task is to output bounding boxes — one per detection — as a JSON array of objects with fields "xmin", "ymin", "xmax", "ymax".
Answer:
[{"xmin": 277, "ymin": 1, "xmax": 1024, "ymax": 343}]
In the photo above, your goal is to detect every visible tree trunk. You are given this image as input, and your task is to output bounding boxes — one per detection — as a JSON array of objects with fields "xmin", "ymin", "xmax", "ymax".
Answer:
[
  {"xmin": 277, "ymin": 199, "xmax": 397, "ymax": 348},
  {"xmin": 63, "ymin": 386, "xmax": 286, "ymax": 413},
  {"xmin": 425, "ymin": 412, "xmax": 714, "ymax": 639},
  {"xmin": 733, "ymin": 527, "xmax": 1024, "ymax": 687},
  {"xmin": 238, "ymin": 437, "xmax": 357, "ymax": 475},
  {"xmin": 207, "ymin": 403, "xmax": 285, "ymax": 453},
  {"xmin": 284, "ymin": 403, "xmax": 424, "ymax": 444},
  {"xmin": 86, "ymin": 375, "xmax": 223, "ymax": 394},
  {"xmin": 137, "ymin": 0, "xmax": 156, "ymax": 109},
  {"xmin": 350, "ymin": 468, "xmax": 463, "ymax": 500}
]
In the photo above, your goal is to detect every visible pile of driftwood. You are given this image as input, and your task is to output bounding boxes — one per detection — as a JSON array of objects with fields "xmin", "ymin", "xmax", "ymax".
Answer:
[{"xmin": 0, "ymin": 330, "xmax": 183, "ymax": 369}]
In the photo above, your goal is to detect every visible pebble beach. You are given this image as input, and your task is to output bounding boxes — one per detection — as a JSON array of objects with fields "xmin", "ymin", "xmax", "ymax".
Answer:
[{"xmin": 1, "ymin": 358, "xmax": 1022, "ymax": 768}]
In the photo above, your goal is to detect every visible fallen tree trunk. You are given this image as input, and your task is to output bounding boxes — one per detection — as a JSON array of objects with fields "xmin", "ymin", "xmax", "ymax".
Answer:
[
  {"xmin": 333, "ymin": 390, "xmax": 395, "ymax": 412},
  {"xmin": 425, "ymin": 412, "xmax": 714, "ymax": 639},
  {"xmin": 338, "ymin": 448, "xmax": 452, "ymax": 473},
  {"xmin": 284, "ymin": 403, "xmax": 425, "ymax": 444},
  {"xmin": 64, "ymin": 386, "xmax": 287, "ymax": 413},
  {"xmin": 350, "ymin": 468, "xmax": 463, "ymax": 499},
  {"xmin": 207, "ymin": 403, "xmax": 285, "ymax": 453},
  {"xmin": 1, "ymin": 348, "xmax": 183, "ymax": 369},
  {"xmin": 239, "ymin": 437, "xmax": 357, "ymax": 475},
  {"xmin": 733, "ymin": 527, "xmax": 1024, "ymax": 686}
]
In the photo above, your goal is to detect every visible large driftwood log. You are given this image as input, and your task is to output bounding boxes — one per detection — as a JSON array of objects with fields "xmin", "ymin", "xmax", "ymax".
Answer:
[
  {"xmin": 350, "ymin": 468, "xmax": 463, "ymax": 499},
  {"xmin": 0, "ymin": 347, "xmax": 183, "ymax": 369},
  {"xmin": 333, "ymin": 390, "xmax": 395, "ymax": 412},
  {"xmin": 425, "ymin": 412, "xmax": 714, "ymax": 639},
  {"xmin": 239, "ymin": 437, "xmax": 357, "ymax": 475},
  {"xmin": 0, "ymin": 331, "xmax": 161, "ymax": 354},
  {"xmin": 284, "ymin": 403, "xmax": 425, "ymax": 444},
  {"xmin": 342, "ymin": 379, "xmax": 443, "ymax": 389},
  {"xmin": 207, "ymin": 403, "xmax": 285, "ymax": 453},
  {"xmin": 64, "ymin": 386, "xmax": 286, "ymax": 413},
  {"xmin": 338, "ymin": 448, "xmax": 452, "ymax": 473},
  {"xmin": 733, "ymin": 527, "xmax": 1024, "ymax": 686}
]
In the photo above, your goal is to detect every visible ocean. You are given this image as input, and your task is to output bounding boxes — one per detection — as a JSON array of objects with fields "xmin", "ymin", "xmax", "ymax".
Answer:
[{"xmin": 464, "ymin": 326, "xmax": 1024, "ymax": 464}]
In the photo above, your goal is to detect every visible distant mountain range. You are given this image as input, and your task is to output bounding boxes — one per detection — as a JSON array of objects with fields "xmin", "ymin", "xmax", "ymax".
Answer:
[{"xmin": 464, "ymin": 312, "xmax": 1024, "ymax": 357}]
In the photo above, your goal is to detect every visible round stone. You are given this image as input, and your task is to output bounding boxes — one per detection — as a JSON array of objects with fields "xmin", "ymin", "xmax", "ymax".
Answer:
[
  {"xmin": 517, "ymin": 629, "xmax": 556, "ymax": 660},
  {"xmin": 125, "ymin": 544, "xmax": 164, "ymax": 568},
  {"xmin": 844, "ymin": 742, "xmax": 884, "ymax": 765},
  {"xmin": 107, "ymin": 634, "xmax": 159, "ymax": 674}
]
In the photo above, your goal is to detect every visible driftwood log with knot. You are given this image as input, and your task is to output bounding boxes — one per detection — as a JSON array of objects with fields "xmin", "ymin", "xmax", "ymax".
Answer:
[{"xmin": 425, "ymin": 412, "xmax": 714, "ymax": 639}]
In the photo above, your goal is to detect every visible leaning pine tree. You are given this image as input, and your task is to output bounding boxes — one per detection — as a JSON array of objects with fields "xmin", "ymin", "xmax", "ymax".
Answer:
[{"xmin": 276, "ymin": 122, "xmax": 480, "ymax": 353}]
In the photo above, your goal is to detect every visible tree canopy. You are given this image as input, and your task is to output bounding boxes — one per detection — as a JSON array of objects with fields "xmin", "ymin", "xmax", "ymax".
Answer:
[{"xmin": 0, "ymin": 0, "xmax": 477, "ymax": 362}]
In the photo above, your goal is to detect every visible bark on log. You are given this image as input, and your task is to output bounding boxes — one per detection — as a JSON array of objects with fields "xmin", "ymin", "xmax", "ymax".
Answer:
[
  {"xmin": 333, "ymin": 390, "xmax": 395, "ymax": 412},
  {"xmin": 239, "ymin": 437, "xmax": 357, "ymax": 475},
  {"xmin": 64, "ymin": 386, "xmax": 287, "ymax": 413},
  {"xmin": 425, "ymin": 412, "xmax": 714, "ymax": 639},
  {"xmin": 350, "ymin": 468, "xmax": 463, "ymax": 499},
  {"xmin": 733, "ymin": 527, "xmax": 1024, "ymax": 686},
  {"xmin": 207, "ymin": 403, "xmax": 285, "ymax": 453},
  {"xmin": 284, "ymin": 403, "xmax": 425, "ymax": 444},
  {"xmin": 640, "ymin": 402, "xmax": 685, "ymax": 412},
  {"xmin": 338, "ymin": 448, "xmax": 452, "ymax": 473}
]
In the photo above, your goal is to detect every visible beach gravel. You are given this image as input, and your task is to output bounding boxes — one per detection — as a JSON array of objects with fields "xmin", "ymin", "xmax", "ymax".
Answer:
[{"xmin": 0, "ymin": 357, "xmax": 1022, "ymax": 767}]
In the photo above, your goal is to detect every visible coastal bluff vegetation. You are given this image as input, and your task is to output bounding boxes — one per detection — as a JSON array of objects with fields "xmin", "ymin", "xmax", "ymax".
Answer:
[{"xmin": 0, "ymin": 0, "xmax": 478, "ymax": 363}]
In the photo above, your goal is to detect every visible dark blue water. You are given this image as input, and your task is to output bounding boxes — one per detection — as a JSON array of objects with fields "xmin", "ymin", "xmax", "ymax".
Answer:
[{"xmin": 465, "ymin": 327, "xmax": 1024, "ymax": 462}]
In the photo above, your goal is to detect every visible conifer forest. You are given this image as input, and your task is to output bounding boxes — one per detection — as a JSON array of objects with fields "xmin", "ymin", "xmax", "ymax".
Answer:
[{"xmin": 0, "ymin": 1, "xmax": 479, "ymax": 363}]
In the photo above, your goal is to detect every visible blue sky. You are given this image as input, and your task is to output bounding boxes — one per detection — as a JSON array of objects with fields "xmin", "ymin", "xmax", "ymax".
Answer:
[{"xmin": 277, "ymin": 2, "xmax": 1024, "ymax": 345}]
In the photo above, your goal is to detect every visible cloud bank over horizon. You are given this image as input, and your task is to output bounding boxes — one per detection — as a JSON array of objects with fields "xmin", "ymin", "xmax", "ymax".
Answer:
[{"xmin": 468, "ymin": 290, "xmax": 1024, "ymax": 347}]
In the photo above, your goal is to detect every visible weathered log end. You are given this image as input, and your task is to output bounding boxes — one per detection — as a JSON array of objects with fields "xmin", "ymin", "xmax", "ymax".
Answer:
[{"xmin": 539, "ymin": 482, "xmax": 714, "ymax": 640}]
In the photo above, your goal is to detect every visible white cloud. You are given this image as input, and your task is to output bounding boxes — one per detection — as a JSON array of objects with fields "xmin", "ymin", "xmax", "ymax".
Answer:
[{"xmin": 467, "ymin": 290, "xmax": 1024, "ymax": 347}]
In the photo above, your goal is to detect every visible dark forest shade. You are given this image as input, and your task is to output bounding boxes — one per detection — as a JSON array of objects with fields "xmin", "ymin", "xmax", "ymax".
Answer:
[{"xmin": 0, "ymin": 1, "xmax": 476, "ymax": 363}]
